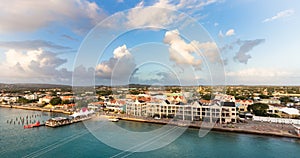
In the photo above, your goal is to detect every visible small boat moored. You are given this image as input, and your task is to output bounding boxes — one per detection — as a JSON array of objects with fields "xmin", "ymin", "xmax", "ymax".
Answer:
[
  {"xmin": 108, "ymin": 117, "xmax": 119, "ymax": 122},
  {"xmin": 24, "ymin": 121, "xmax": 41, "ymax": 129}
]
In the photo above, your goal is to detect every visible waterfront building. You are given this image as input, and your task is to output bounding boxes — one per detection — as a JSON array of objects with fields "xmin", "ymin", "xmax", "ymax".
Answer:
[
  {"xmin": 126, "ymin": 99, "xmax": 147, "ymax": 116},
  {"xmin": 125, "ymin": 100, "xmax": 237, "ymax": 123}
]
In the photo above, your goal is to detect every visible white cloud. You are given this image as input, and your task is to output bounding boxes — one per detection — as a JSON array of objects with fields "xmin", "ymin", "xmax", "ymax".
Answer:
[
  {"xmin": 125, "ymin": 0, "xmax": 220, "ymax": 28},
  {"xmin": 219, "ymin": 30, "xmax": 224, "ymax": 38},
  {"xmin": 227, "ymin": 68, "xmax": 289, "ymax": 78},
  {"xmin": 164, "ymin": 30, "xmax": 202, "ymax": 68},
  {"xmin": 176, "ymin": 0, "xmax": 218, "ymax": 10},
  {"xmin": 214, "ymin": 22, "xmax": 219, "ymax": 26},
  {"xmin": 126, "ymin": 1, "xmax": 175, "ymax": 28},
  {"xmin": 163, "ymin": 29, "xmax": 220, "ymax": 70},
  {"xmin": 113, "ymin": 44, "xmax": 131, "ymax": 58},
  {"xmin": 263, "ymin": 9, "xmax": 295, "ymax": 23},
  {"xmin": 225, "ymin": 29, "xmax": 235, "ymax": 36},
  {"xmin": 0, "ymin": 49, "xmax": 71, "ymax": 83},
  {"xmin": 0, "ymin": 40, "xmax": 71, "ymax": 50},
  {"xmin": 226, "ymin": 68, "xmax": 300, "ymax": 85},
  {"xmin": 0, "ymin": 0, "xmax": 105, "ymax": 34},
  {"xmin": 95, "ymin": 45, "xmax": 136, "ymax": 83}
]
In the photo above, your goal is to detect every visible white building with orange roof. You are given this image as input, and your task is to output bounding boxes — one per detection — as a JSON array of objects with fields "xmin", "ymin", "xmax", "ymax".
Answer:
[
  {"xmin": 38, "ymin": 96, "xmax": 53, "ymax": 104},
  {"xmin": 60, "ymin": 96, "xmax": 75, "ymax": 102}
]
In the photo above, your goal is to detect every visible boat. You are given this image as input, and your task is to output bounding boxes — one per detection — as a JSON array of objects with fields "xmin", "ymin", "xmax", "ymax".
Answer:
[
  {"xmin": 24, "ymin": 121, "xmax": 41, "ymax": 129},
  {"xmin": 108, "ymin": 117, "xmax": 119, "ymax": 122},
  {"xmin": 45, "ymin": 109, "xmax": 94, "ymax": 127}
]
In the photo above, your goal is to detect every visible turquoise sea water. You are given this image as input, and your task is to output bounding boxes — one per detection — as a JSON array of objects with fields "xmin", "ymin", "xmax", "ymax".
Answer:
[{"xmin": 1, "ymin": 107, "xmax": 300, "ymax": 158}]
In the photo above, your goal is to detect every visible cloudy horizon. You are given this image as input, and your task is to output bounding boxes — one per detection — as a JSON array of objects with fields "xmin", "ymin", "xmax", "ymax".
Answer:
[{"xmin": 0, "ymin": 0, "xmax": 299, "ymax": 86}]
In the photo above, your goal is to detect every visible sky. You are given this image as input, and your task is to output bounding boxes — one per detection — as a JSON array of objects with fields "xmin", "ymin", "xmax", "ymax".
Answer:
[{"xmin": 0, "ymin": 0, "xmax": 299, "ymax": 86}]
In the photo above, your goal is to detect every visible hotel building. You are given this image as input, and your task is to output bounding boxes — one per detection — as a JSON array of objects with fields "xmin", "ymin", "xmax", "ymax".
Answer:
[{"xmin": 126, "ymin": 100, "xmax": 237, "ymax": 123}]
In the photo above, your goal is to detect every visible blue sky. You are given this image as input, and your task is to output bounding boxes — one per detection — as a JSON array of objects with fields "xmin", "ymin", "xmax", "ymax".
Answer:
[{"xmin": 0, "ymin": 0, "xmax": 299, "ymax": 86}]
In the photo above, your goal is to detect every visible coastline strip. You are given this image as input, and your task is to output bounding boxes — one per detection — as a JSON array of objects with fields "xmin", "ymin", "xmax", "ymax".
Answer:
[
  {"xmin": 0, "ymin": 104, "xmax": 72, "ymax": 115},
  {"xmin": 119, "ymin": 117, "xmax": 300, "ymax": 139}
]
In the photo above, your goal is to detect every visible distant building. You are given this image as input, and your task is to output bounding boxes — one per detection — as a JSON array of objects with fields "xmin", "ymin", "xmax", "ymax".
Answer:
[
  {"xmin": 236, "ymin": 100, "xmax": 253, "ymax": 112},
  {"xmin": 279, "ymin": 107, "xmax": 300, "ymax": 118},
  {"xmin": 60, "ymin": 96, "xmax": 75, "ymax": 102},
  {"xmin": 38, "ymin": 96, "xmax": 53, "ymax": 104},
  {"xmin": 258, "ymin": 98, "xmax": 281, "ymax": 104},
  {"xmin": 24, "ymin": 94, "xmax": 37, "ymax": 100},
  {"xmin": 214, "ymin": 94, "xmax": 235, "ymax": 102}
]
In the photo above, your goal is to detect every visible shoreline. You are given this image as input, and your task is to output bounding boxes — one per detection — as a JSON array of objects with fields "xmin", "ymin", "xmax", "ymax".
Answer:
[
  {"xmin": 119, "ymin": 117, "xmax": 300, "ymax": 139},
  {"xmin": 1, "ymin": 105, "xmax": 299, "ymax": 139},
  {"xmin": 0, "ymin": 104, "xmax": 72, "ymax": 115}
]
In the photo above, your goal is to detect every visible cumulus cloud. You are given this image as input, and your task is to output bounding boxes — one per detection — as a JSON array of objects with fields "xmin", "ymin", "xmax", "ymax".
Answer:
[
  {"xmin": 263, "ymin": 9, "xmax": 295, "ymax": 23},
  {"xmin": 95, "ymin": 45, "xmax": 136, "ymax": 83},
  {"xmin": 163, "ymin": 29, "xmax": 220, "ymax": 70},
  {"xmin": 0, "ymin": 0, "xmax": 105, "ymax": 34},
  {"xmin": 233, "ymin": 39, "xmax": 265, "ymax": 64},
  {"xmin": 164, "ymin": 30, "xmax": 202, "ymax": 68},
  {"xmin": 0, "ymin": 49, "xmax": 71, "ymax": 83},
  {"xmin": 225, "ymin": 29, "xmax": 235, "ymax": 36},
  {"xmin": 0, "ymin": 40, "xmax": 71, "ymax": 50}
]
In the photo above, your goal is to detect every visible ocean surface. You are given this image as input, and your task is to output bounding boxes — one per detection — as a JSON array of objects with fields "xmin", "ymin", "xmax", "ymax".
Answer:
[{"xmin": 1, "ymin": 107, "xmax": 300, "ymax": 158}]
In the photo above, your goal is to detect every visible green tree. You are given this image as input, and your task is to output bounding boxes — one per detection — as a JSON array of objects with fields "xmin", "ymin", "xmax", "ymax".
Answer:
[
  {"xmin": 279, "ymin": 96, "xmax": 292, "ymax": 103},
  {"xmin": 235, "ymin": 96, "xmax": 247, "ymax": 100},
  {"xmin": 96, "ymin": 90, "xmax": 112, "ymax": 96},
  {"xmin": 259, "ymin": 94, "xmax": 270, "ymax": 99},
  {"xmin": 201, "ymin": 94, "xmax": 213, "ymax": 100},
  {"xmin": 130, "ymin": 90, "xmax": 140, "ymax": 95},
  {"xmin": 247, "ymin": 103, "xmax": 269, "ymax": 116},
  {"xmin": 62, "ymin": 100, "xmax": 70, "ymax": 104},
  {"xmin": 17, "ymin": 97, "xmax": 29, "ymax": 104},
  {"xmin": 49, "ymin": 97, "xmax": 62, "ymax": 105}
]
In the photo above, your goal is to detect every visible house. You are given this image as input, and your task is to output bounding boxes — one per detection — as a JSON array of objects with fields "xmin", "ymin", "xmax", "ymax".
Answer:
[
  {"xmin": 38, "ymin": 96, "xmax": 53, "ymax": 104},
  {"xmin": 267, "ymin": 104, "xmax": 282, "ymax": 116},
  {"xmin": 236, "ymin": 100, "xmax": 253, "ymax": 112},
  {"xmin": 60, "ymin": 96, "xmax": 75, "ymax": 102}
]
